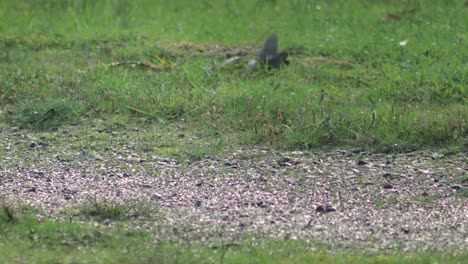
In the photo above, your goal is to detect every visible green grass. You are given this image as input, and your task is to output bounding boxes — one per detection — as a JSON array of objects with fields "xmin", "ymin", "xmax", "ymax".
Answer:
[
  {"xmin": 0, "ymin": 205, "xmax": 156, "ymax": 263},
  {"xmin": 7, "ymin": 98, "xmax": 81, "ymax": 129},
  {"xmin": 0, "ymin": 0, "xmax": 465, "ymax": 151},
  {"xmin": 1, "ymin": 205, "xmax": 466, "ymax": 264},
  {"xmin": 0, "ymin": 0, "xmax": 466, "ymax": 262},
  {"xmin": 75, "ymin": 197, "xmax": 160, "ymax": 222}
]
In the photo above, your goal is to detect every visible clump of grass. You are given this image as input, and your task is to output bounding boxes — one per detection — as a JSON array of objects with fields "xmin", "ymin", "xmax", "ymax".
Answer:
[
  {"xmin": 76, "ymin": 197, "xmax": 158, "ymax": 222},
  {"xmin": 0, "ymin": 205, "xmax": 16, "ymax": 224},
  {"xmin": 154, "ymin": 134, "xmax": 226, "ymax": 162},
  {"xmin": 0, "ymin": 204, "xmax": 43, "ymax": 224},
  {"xmin": 410, "ymin": 194, "xmax": 438, "ymax": 205},
  {"xmin": 455, "ymin": 188, "xmax": 468, "ymax": 198},
  {"xmin": 8, "ymin": 98, "xmax": 81, "ymax": 130}
]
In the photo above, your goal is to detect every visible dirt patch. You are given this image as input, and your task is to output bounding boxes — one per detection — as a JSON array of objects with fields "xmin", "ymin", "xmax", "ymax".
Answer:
[
  {"xmin": 156, "ymin": 39, "xmax": 351, "ymax": 67},
  {"xmin": 0, "ymin": 121, "xmax": 466, "ymax": 254}
]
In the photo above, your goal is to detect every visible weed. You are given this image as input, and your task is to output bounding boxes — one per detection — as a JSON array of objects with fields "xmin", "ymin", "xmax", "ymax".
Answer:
[
  {"xmin": 76, "ymin": 197, "xmax": 158, "ymax": 222},
  {"xmin": 410, "ymin": 194, "xmax": 438, "ymax": 205},
  {"xmin": 453, "ymin": 171, "xmax": 467, "ymax": 185},
  {"xmin": 7, "ymin": 98, "xmax": 81, "ymax": 130},
  {"xmin": 0, "ymin": 205, "xmax": 16, "ymax": 223}
]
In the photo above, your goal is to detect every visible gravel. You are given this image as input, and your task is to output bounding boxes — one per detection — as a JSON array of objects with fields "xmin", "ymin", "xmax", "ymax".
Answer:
[{"xmin": 1, "ymin": 123, "xmax": 466, "ymax": 254}]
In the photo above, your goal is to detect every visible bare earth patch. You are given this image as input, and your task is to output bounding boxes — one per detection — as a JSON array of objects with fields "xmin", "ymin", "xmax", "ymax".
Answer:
[{"xmin": 1, "ymin": 120, "xmax": 466, "ymax": 254}]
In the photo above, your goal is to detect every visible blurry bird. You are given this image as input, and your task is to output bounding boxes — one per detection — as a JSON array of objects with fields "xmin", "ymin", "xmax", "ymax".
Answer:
[{"xmin": 248, "ymin": 33, "xmax": 289, "ymax": 71}]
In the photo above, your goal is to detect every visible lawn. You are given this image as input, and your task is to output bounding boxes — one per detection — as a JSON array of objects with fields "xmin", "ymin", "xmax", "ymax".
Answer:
[{"xmin": 0, "ymin": 0, "xmax": 466, "ymax": 263}]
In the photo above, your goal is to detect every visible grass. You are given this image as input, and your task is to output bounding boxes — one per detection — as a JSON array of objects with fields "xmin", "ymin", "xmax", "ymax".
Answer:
[
  {"xmin": 0, "ymin": 204, "xmax": 156, "ymax": 263},
  {"xmin": 1, "ymin": 205, "xmax": 466, "ymax": 264},
  {"xmin": 7, "ymin": 98, "xmax": 80, "ymax": 129},
  {"xmin": 0, "ymin": 0, "xmax": 465, "ymax": 151},
  {"xmin": 75, "ymin": 197, "xmax": 159, "ymax": 222},
  {"xmin": 0, "ymin": 0, "xmax": 466, "ymax": 262}
]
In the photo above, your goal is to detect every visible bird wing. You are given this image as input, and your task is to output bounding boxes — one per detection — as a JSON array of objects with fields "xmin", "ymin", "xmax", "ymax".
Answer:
[{"xmin": 257, "ymin": 33, "xmax": 278, "ymax": 63}]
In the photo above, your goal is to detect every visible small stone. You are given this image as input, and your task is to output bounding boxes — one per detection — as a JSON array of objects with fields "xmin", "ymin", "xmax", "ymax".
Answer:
[
  {"xmin": 352, "ymin": 148, "xmax": 364, "ymax": 154},
  {"xmin": 356, "ymin": 160, "xmax": 367, "ymax": 165},
  {"xmin": 316, "ymin": 205, "xmax": 335, "ymax": 213},
  {"xmin": 194, "ymin": 200, "xmax": 202, "ymax": 208},
  {"xmin": 325, "ymin": 205, "xmax": 336, "ymax": 213},
  {"xmin": 210, "ymin": 214, "xmax": 229, "ymax": 220},
  {"xmin": 151, "ymin": 194, "xmax": 162, "ymax": 201},
  {"xmin": 254, "ymin": 201, "xmax": 267, "ymax": 208},
  {"xmin": 315, "ymin": 205, "xmax": 325, "ymax": 213},
  {"xmin": 27, "ymin": 141, "xmax": 36, "ymax": 148},
  {"xmin": 32, "ymin": 170, "xmax": 44, "ymax": 176},
  {"xmin": 278, "ymin": 156, "xmax": 293, "ymax": 166},
  {"xmin": 25, "ymin": 187, "xmax": 37, "ymax": 193},
  {"xmin": 401, "ymin": 227, "xmax": 410, "ymax": 234}
]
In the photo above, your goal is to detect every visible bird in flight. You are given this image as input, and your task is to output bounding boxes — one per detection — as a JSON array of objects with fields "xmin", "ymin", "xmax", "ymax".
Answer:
[{"xmin": 248, "ymin": 33, "xmax": 289, "ymax": 71}]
